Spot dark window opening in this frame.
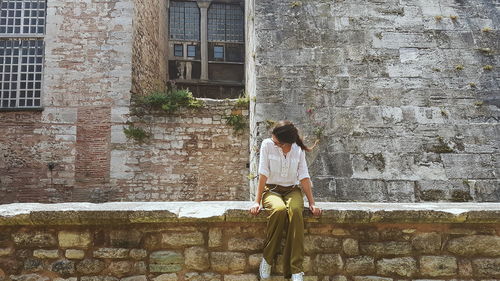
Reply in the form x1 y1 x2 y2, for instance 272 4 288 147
174 44 183 57
213 45 224 60
187 45 196 57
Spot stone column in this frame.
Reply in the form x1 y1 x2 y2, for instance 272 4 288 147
197 1 210 81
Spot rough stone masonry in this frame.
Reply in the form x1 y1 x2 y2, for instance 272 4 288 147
0 0 499 203
0 202 499 281
247 0 499 202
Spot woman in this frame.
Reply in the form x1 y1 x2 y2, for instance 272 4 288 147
249 120 322 280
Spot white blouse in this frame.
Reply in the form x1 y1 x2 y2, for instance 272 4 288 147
258 138 310 186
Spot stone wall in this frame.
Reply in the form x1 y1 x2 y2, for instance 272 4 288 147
0 0 250 203
110 99 250 201
0 0 135 203
132 0 169 95
0 202 499 281
247 0 500 202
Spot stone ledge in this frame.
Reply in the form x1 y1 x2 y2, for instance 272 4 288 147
0 202 499 225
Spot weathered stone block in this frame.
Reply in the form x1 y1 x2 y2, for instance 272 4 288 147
447 235 500 256
152 273 178 281
411 232 441 253
120 275 147 281
223 274 258 281
184 272 222 281
248 253 263 270
108 261 133 277
305 236 341 254
160 232 204 247
23 258 43 271
9 274 49 281
93 248 129 259
0 248 13 257
12 232 57 248
376 257 417 277
133 261 147 274
458 258 473 277
419 256 457 277
65 249 85 260
210 252 246 273
58 231 92 249
33 249 59 259
472 258 500 277
208 228 222 248
343 238 359 256
359 242 412 257
76 259 105 275
149 251 184 273
345 256 375 274
314 254 343 275
51 259 75 276
110 230 142 248
227 237 265 251
129 249 147 260
184 247 209 271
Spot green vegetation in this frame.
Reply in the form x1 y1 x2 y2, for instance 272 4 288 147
139 89 203 113
234 92 250 108
123 125 150 143
483 65 493 71
224 113 247 135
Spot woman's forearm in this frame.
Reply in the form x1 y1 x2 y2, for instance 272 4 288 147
254 174 268 204
300 178 315 206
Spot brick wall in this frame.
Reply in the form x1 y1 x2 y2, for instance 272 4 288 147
0 203 499 280
0 0 249 203
247 0 500 202
110 99 250 201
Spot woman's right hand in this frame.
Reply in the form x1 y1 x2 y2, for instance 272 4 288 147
249 202 261 215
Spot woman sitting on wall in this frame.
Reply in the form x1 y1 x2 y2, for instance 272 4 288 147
249 120 322 281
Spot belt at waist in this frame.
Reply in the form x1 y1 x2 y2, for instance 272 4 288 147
266 184 299 189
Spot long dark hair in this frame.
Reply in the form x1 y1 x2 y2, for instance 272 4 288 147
272 120 312 152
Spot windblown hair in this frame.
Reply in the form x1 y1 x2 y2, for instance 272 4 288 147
272 120 312 152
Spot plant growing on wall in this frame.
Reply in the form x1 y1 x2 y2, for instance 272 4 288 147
125 86 203 143
123 123 151 143
139 89 203 113
224 113 247 135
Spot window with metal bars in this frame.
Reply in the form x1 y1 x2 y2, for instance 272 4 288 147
0 0 46 109
169 1 200 41
208 3 244 43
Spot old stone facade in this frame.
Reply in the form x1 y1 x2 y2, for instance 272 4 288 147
0 0 249 203
247 0 500 202
0 202 499 280
0 0 499 203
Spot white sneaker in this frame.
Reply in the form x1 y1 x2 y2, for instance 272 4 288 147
259 258 271 279
291 272 304 281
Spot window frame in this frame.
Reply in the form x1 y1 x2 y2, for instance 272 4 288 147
0 0 47 110
174 44 184 57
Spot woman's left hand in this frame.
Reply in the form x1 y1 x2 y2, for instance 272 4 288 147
309 204 322 216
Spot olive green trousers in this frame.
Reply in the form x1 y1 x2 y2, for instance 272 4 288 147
262 186 304 278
